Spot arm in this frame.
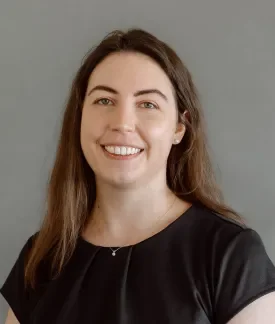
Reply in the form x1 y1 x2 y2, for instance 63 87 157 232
5 308 20 324
227 292 275 323
213 228 275 323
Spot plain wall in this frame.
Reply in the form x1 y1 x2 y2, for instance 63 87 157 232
0 0 274 321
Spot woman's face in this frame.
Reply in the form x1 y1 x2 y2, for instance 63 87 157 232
81 52 185 188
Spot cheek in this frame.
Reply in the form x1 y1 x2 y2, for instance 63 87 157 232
81 107 103 142
80 113 102 169
143 118 175 145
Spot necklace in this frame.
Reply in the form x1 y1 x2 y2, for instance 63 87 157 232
109 247 123 256
108 195 177 256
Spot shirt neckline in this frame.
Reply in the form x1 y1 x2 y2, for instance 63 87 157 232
78 203 195 249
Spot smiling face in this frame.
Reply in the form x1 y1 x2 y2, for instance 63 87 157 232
80 51 186 188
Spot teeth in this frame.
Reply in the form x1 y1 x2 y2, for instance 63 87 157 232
104 146 141 155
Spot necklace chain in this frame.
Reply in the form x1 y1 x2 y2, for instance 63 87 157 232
108 195 177 256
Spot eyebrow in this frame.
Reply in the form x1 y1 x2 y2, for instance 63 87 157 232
87 85 168 101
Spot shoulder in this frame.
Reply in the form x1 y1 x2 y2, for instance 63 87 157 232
23 231 38 251
0 232 40 324
3 232 39 268
183 204 275 323
186 203 248 243
18 232 39 263
189 202 246 229
181 203 274 277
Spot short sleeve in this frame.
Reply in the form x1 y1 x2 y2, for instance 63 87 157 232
214 228 275 324
0 235 35 324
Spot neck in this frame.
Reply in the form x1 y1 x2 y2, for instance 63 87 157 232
85 176 178 243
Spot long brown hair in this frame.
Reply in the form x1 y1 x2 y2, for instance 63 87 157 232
25 28 243 289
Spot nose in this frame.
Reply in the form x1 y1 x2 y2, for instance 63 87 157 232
109 104 136 133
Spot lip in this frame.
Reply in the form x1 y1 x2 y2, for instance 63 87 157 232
101 145 143 160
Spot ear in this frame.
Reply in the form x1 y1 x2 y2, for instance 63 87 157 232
173 110 188 145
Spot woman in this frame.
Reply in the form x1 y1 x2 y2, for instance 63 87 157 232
1 28 275 324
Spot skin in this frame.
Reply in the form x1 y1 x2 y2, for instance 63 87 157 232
5 308 19 324
80 51 275 322
80 51 190 246
5 51 275 323
81 52 185 189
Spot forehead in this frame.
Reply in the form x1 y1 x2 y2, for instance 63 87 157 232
87 52 175 98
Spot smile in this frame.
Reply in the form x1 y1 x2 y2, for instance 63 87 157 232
101 145 144 160
103 146 143 156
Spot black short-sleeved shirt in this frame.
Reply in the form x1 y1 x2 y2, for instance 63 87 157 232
1 203 275 324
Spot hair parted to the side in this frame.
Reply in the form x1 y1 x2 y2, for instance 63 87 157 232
25 28 243 290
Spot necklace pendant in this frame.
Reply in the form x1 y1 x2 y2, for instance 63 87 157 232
112 252 116 256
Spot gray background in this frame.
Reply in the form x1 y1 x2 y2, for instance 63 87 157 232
0 0 274 321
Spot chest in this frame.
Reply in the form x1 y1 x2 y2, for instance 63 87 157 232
29 246 213 323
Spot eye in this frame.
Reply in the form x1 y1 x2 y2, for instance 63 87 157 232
94 98 113 105
140 102 158 109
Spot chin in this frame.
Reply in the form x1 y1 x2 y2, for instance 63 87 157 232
99 172 143 188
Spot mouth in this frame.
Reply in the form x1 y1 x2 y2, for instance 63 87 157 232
101 145 144 160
